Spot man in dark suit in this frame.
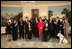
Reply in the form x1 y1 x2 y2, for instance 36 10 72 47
53 17 61 39
48 17 54 39
42 16 48 22
25 17 30 40
34 17 39 38
11 19 18 41
18 17 25 39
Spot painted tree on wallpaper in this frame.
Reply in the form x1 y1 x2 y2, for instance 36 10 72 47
1 7 23 26
10 12 23 21
61 8 71 25
48 5 71 19
48 10 53 18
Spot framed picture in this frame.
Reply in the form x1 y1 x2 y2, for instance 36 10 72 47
32 9 39 19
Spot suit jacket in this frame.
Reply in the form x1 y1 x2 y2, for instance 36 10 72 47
18 20 25 30
11 23 18 34
42 19 47 22
63 22 70 39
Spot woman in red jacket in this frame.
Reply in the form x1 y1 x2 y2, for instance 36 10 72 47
38 18 44 40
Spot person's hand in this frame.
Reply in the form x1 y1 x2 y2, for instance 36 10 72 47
21 24 23 26
54 22 57 24
63 27 66 29
15 23 17 26
60 25 62 27
39 27 43 29
45 28 47 30
29 29 32 30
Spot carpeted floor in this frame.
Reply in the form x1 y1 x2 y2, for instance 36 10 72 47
1 35 71 48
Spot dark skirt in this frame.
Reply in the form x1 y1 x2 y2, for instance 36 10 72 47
6 28 11 34
12 29 18 40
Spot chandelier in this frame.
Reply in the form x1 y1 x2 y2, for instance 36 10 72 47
21 1 35 5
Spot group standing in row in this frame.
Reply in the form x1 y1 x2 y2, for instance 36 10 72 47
5 16 70 41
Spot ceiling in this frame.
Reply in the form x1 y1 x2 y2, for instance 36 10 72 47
1 1 71 5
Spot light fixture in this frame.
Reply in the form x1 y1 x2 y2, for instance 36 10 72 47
21 1 35 5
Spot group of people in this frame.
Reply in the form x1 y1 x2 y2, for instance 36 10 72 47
5 16 70 41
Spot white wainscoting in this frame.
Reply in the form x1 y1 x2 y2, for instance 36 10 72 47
1 26 6 34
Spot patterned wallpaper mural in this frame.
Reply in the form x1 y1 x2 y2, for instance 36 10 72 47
1 7 23 26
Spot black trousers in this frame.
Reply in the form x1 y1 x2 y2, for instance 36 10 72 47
25 31 32 40
12 31 18 41
35 29 39 38
48 30 54 39
54 29 59 39
25 32 28 40
42 31 48 41
28 31 32 40
19 30 24 39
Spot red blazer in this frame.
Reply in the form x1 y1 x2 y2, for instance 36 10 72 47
38 21 44 34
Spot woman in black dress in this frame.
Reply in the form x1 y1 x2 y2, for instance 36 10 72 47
11 19 18 41
5 19 12 41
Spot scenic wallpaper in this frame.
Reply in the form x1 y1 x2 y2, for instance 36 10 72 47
48 5 71 16
1 5 71 26
1 7 23 26
48 5 71 24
